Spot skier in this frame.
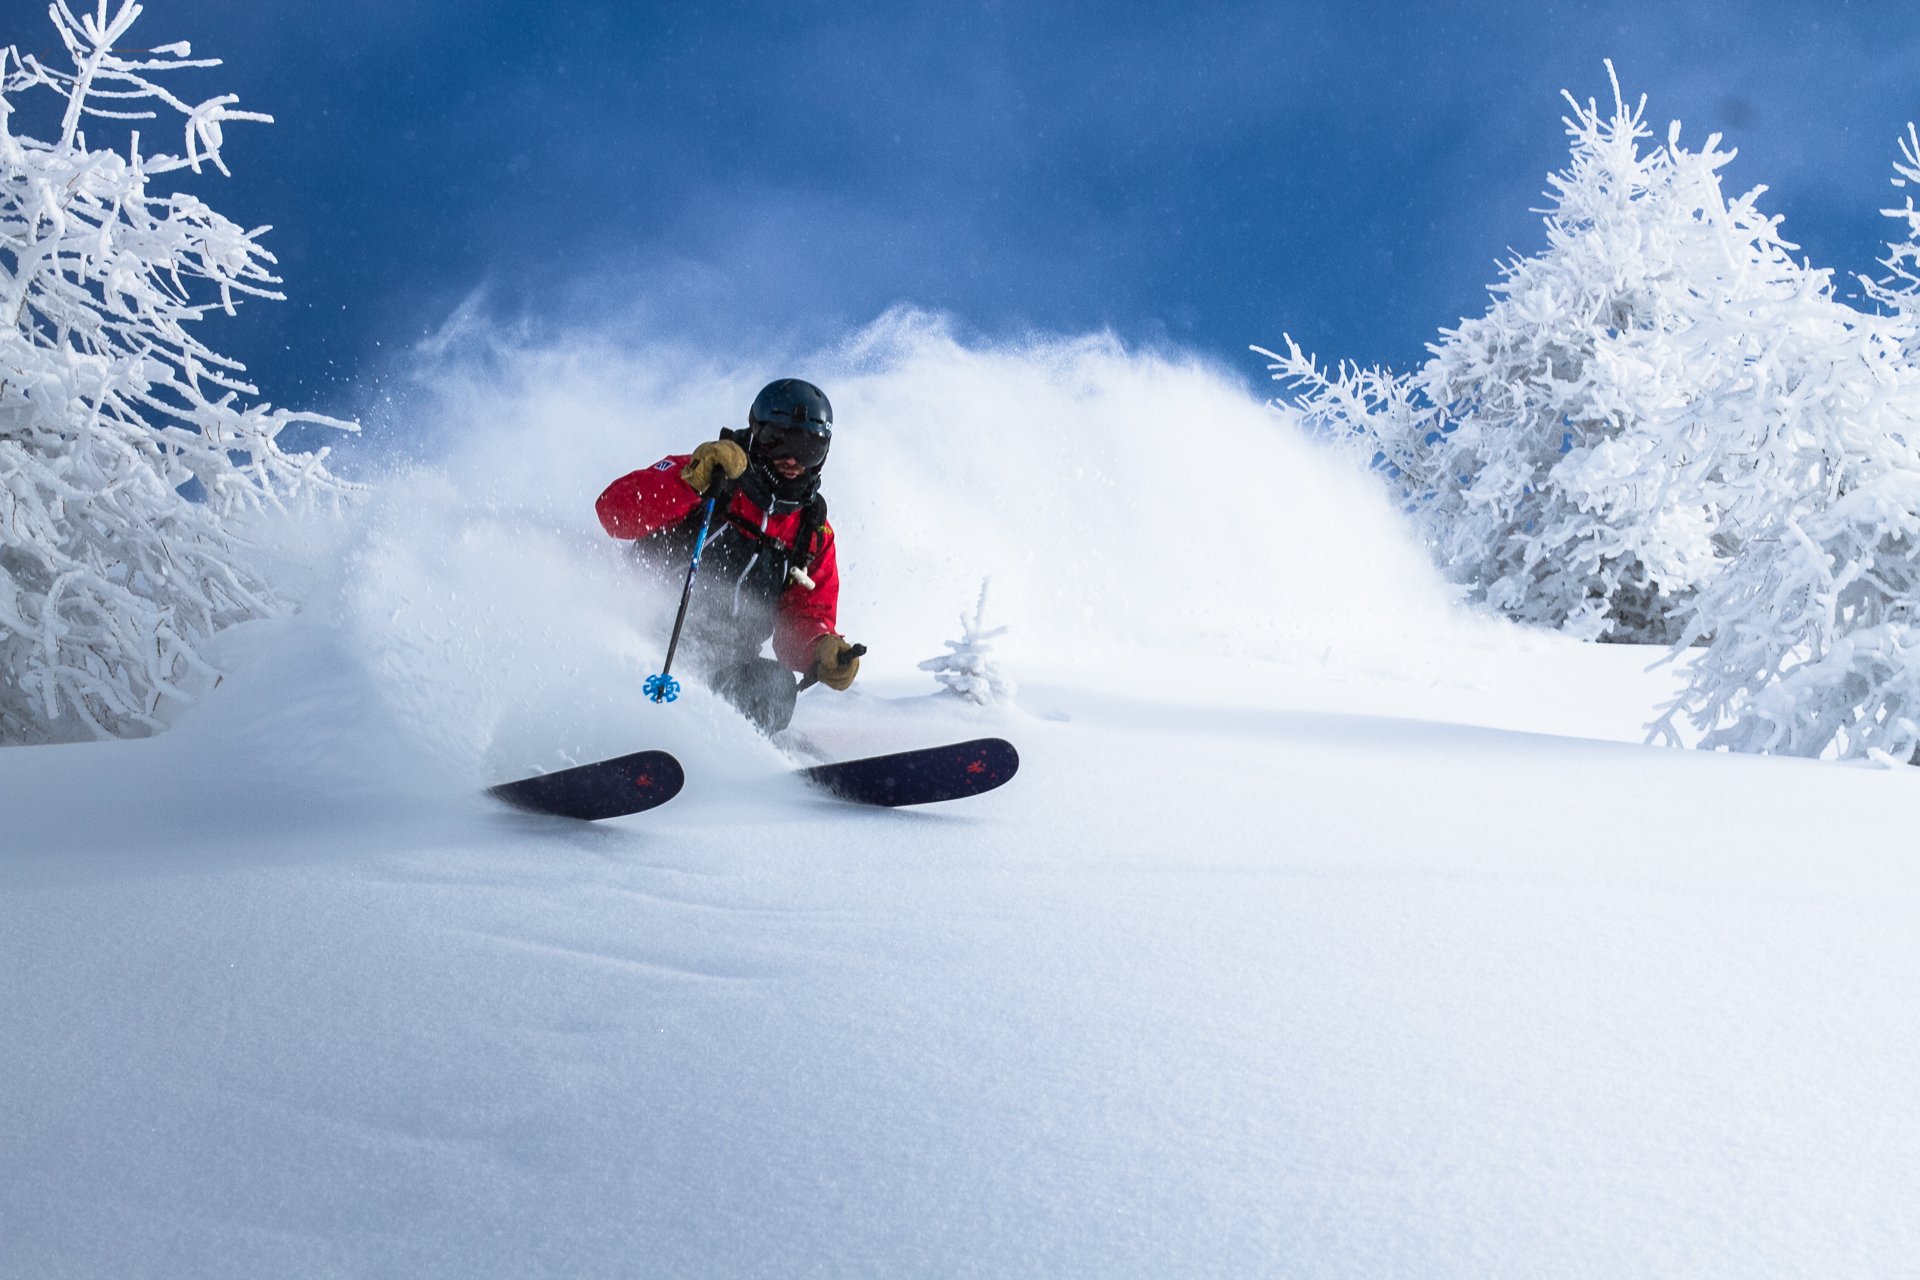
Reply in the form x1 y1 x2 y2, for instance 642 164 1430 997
595 378 863 734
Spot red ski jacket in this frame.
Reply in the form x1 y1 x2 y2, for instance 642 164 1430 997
596 454 840 673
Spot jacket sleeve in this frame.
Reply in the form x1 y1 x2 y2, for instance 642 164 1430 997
772 523 841 672
596 456 699 541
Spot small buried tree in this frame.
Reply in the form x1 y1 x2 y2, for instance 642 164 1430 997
919 579 1015 707
1 0 351 743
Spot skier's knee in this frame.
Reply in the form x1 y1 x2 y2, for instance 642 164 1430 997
712 658 798 735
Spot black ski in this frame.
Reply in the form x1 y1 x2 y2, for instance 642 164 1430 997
487 737 1017 820
796 737 1019 807
488 749 685 821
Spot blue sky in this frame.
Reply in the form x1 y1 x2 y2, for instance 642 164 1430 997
41 1 1919 421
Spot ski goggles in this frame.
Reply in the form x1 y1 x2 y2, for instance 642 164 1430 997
751 421 832 468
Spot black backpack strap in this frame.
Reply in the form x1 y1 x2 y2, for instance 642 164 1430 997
800 495 829 564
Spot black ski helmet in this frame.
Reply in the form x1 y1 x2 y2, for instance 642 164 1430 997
747 378 833 470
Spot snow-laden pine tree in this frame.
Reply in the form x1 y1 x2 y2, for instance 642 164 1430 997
918 580 1014 706
1250 337 1433 489
1865 124 1920 327
1264 64 1893 644
1 1 350 743
1650 129 1920 762
1652 472 1920 761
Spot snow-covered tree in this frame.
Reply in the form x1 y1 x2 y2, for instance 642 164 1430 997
1 1 351 743
1264 64 1895 644
919 579 1014 706
1864 123 1920 326
1250 337 1432 487
1650 129 1920 763
1652 472 1920 762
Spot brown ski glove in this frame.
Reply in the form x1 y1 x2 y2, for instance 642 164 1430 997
810 633 862 691
679 439 748 495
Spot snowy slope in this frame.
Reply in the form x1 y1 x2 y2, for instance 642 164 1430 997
6 316 1920 1278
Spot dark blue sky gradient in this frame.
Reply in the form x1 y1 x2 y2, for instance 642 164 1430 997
36 1 1918 430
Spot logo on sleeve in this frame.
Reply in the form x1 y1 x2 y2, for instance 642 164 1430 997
652 458 677 471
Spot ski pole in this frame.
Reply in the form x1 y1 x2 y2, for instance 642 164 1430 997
644 492 724 703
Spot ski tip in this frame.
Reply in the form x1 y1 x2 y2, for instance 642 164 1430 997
957 737 1018 798
799 736 1019 807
